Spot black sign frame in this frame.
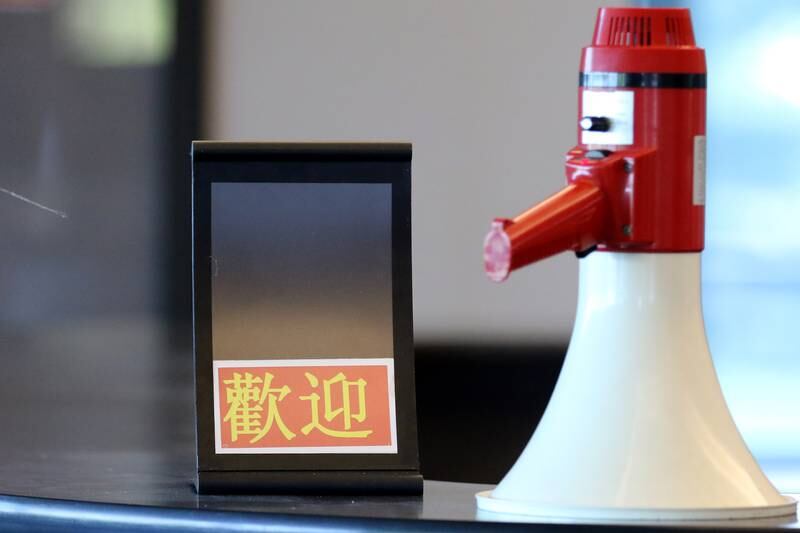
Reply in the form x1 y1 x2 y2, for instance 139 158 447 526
191 142 421 494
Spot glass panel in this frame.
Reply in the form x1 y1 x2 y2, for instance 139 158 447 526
0 0 175 327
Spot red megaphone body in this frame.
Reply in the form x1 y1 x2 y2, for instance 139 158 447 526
484 6 706 281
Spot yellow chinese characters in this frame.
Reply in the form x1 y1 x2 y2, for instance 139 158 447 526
222 371 296 442
221 369 374 444
300 372 372 438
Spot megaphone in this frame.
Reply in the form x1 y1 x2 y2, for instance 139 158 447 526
476 7 796 521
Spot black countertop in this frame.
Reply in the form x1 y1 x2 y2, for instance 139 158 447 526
0 320 798 531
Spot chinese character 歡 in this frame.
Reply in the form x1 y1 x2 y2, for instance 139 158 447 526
223 371 296 443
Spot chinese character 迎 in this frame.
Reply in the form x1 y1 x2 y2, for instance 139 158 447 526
300 371 372 438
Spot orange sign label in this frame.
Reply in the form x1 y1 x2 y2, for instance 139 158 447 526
213 359 396 453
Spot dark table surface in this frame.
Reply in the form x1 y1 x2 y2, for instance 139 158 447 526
1 320 799 532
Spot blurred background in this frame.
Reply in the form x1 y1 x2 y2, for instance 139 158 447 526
1 0 798 488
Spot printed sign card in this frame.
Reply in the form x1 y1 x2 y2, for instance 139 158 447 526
192 142 421 494
214 359 396 454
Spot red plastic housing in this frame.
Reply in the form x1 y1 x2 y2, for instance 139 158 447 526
582 8 705 72
484 7 707 281
580 7 706 253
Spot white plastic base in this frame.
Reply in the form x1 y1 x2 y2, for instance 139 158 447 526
476 491 797 522
479 253 797 521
